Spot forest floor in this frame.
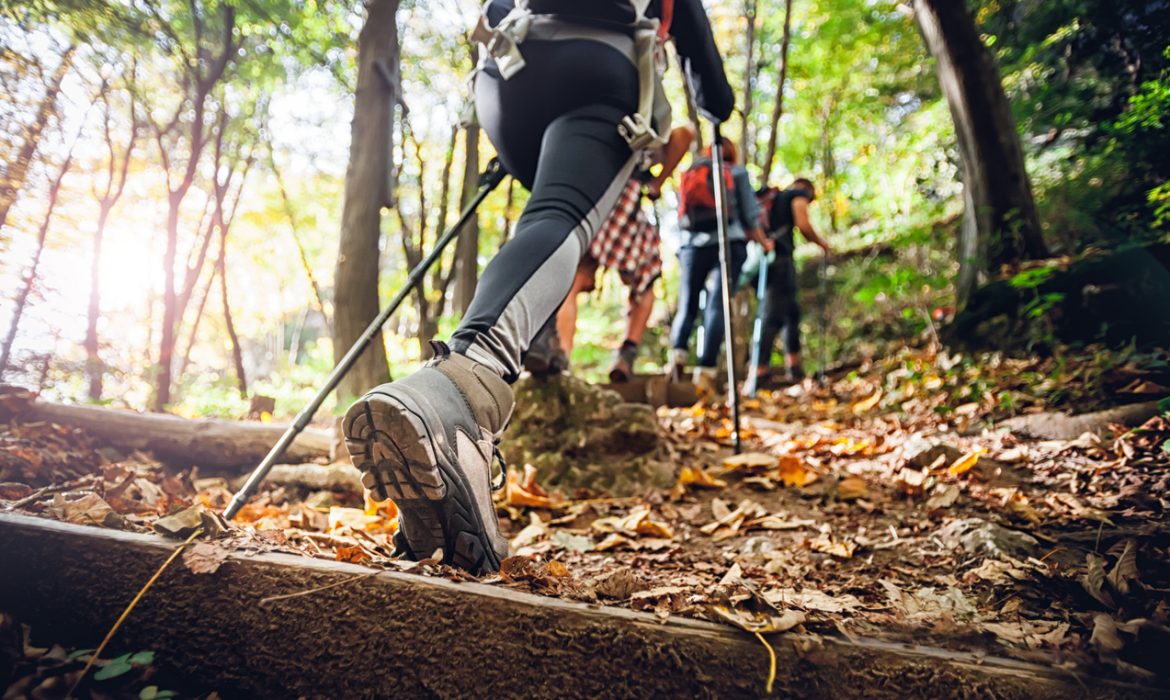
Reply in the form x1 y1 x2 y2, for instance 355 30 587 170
3 345 1170 696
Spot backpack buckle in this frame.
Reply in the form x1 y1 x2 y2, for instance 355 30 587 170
471 10 531 80
619 114 657 151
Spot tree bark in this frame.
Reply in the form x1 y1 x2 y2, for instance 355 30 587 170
10 402 331 469
739 0 759 166
0 46 74 234
914 0 1047 304
453 119 481 316
0 146 77 378
760 0 794 178
217 217 247 398
333 0 399 402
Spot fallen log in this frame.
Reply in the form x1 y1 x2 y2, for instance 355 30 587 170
999 400 1163 440
17 399 333 470
0 513 1161 699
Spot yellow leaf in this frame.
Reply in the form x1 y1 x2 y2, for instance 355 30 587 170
777 455 818 487
546 560 570 578
809 536 856 559
947 448 987 476
676 466 728 490
851 389 882 414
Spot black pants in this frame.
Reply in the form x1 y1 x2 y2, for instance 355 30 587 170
670 241 748 368
757 252 801 365
448 39 639 382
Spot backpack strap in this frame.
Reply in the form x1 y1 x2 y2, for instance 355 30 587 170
470 1 674 153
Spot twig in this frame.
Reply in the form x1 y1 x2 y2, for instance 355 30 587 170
753 631 777 694
68 527 204 697
259 571 378 605
6 479 94 510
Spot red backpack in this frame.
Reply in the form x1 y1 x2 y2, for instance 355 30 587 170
678 157 736 231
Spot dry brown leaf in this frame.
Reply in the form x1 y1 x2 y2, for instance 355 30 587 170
808 536 856 559
836 476 869 501
181 541 230 575
335 545 371 564
591 569 648 599
710 605 805 634
546 560 570 578
722 452 776 472
1106 539 1139 596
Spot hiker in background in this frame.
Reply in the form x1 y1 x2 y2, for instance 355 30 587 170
666 137 767 392
342 0 734 574
751 177 831 385
526 125 696 382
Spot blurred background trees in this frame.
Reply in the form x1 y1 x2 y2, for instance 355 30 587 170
0 0 1165 418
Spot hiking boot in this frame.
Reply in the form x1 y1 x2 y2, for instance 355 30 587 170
692 366 719 397
524 323 569 377
343 342 514 574
785 364 806 383
608 342 639 383
665 348 689 383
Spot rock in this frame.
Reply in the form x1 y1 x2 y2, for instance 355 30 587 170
502 374 671 496
935 518 1039 560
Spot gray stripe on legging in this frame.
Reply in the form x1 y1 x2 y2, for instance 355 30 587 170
463 156 638 380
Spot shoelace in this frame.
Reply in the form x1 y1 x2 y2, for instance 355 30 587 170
490 442 508 491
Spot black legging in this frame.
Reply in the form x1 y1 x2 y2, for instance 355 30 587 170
448 39 639 382
757 252 801 363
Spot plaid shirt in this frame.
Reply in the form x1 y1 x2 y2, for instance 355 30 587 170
589 177 662 300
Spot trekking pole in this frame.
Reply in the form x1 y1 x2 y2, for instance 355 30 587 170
709 124 742 454
816 248 828 386
224 157 507 520
744 248 769 398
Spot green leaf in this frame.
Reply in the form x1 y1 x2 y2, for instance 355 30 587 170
128 651 155 666
66 648 96 661
93 655 133 681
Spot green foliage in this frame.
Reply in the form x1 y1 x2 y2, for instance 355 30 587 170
93 650 154 681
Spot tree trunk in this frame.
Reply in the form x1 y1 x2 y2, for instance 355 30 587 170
218 223 247 398
739 0 759 166
0 148 76 378
333 0 399 402
453 121 480 315
0 46 74 234
178 265 216 378
10 401 332 469
760 0 794 178
914 0 1047 304
86 83 139 401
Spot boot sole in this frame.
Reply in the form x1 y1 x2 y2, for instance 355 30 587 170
343 390 502 574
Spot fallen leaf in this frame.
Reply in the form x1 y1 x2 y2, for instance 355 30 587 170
722 452 776 472
676 466 727 490
591 569 648 599
335 545 371 564
546 560 570 577
509 512 548 550
551 530 595 553
710 605 805 634
925 485 960 510
764 588 863 613
947 447 987 476
851 389 882 415
808 536 856 559
835 476 869 501
1106 539 1139 596
182 541 230 575
1081 553 1114 608
777 455 818 487
1090 613 1124 652
45 493 123 529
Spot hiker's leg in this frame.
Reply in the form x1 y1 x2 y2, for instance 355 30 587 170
555 258 598 355
775 255 802 372
697 241 748 368
625 285 655 345
669 246 711 352
449 104 636 380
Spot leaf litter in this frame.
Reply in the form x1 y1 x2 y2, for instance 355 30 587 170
3 347 1170 685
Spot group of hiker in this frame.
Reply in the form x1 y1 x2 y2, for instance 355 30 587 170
340 0 830 573
527 128 831 394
